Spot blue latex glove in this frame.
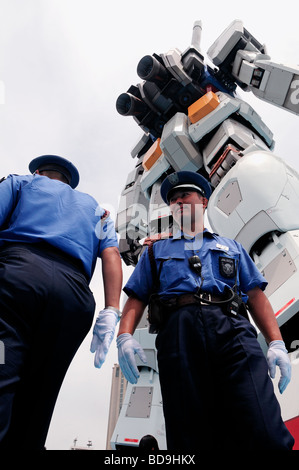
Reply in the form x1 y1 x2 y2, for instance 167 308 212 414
267 340 291 394
90 308 120 368
117 333 147 384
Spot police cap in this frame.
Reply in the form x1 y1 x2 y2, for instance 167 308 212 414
160 171 212 204
29 155 80 189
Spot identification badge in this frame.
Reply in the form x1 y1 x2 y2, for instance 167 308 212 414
216 243 229 251
219 256 236 278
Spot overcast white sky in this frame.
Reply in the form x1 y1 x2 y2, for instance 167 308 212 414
0 0 298 450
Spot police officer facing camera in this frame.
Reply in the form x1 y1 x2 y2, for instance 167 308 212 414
0 155 122 450
117 170 294 451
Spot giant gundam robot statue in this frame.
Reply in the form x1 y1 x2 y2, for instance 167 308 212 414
110 20 299 449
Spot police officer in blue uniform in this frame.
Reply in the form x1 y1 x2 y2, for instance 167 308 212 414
0 155 122 449
117 170 294 451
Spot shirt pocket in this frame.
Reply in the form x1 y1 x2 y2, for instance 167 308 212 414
208 247 241 287
155 253 186 291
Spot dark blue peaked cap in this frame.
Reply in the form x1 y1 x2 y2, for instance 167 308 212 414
160 171 212 204
29 155 80 189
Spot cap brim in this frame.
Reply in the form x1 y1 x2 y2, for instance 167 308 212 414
29 155 80 189
160 171 212 204
167 184 205 201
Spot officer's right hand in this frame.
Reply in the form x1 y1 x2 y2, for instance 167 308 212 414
117 333 147 384
90 308 119 368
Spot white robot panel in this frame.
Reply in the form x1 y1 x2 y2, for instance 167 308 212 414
110 370 167 450
160 112 203 172
207 150 299 251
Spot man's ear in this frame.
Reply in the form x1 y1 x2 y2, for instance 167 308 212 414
202 197 208 209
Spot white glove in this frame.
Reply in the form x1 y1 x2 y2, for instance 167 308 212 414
90 308 120 368
267 340 291 394
117 333 147 384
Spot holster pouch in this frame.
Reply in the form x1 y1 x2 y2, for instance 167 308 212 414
148 293 169 334
236 300 250 321
224 287 249 320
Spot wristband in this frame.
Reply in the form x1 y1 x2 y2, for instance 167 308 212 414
105 306 122 318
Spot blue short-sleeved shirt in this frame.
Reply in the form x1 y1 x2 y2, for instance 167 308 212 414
0 174 119 280
124 230 267 303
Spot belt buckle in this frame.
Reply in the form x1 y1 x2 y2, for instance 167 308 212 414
202 293 211 305
194 292 211 305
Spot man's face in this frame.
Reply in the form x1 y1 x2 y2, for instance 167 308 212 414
168 189 207 231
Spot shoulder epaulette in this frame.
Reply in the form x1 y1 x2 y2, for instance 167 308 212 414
143 232 172 246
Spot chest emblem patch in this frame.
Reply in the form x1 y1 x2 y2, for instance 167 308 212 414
219 256 236 278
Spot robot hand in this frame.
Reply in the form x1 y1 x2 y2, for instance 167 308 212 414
117 333 147 384
90 308 120 368
267 340 291 394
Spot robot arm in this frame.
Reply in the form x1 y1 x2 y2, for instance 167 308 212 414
208 19 299 115
233 51 299 115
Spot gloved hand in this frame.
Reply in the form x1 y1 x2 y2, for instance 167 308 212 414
267 340 291 394
90 308 120 368
117 333 147 384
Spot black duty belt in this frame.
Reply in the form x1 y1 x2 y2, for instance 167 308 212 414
165 292 229 311
148 290 249 334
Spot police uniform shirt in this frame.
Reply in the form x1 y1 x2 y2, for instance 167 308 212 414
0 174 118 280
124 229 267 303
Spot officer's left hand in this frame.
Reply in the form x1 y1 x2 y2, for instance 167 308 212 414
90 308 120 368
267 340 291 394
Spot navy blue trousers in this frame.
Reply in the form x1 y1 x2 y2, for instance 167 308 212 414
156 304 294 451
0 244 95 449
